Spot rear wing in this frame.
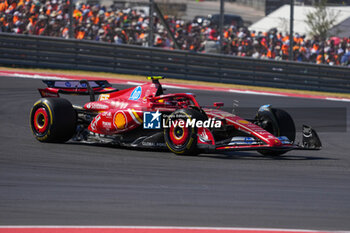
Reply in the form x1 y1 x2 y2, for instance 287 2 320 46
39 80 118 101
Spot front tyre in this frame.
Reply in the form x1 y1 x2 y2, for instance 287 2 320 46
164 108 206 155
257 108 295 156
30 98 77 143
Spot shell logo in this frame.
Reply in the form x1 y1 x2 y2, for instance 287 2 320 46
114 112 127 130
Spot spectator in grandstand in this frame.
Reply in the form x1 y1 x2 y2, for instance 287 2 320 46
0 0 349 66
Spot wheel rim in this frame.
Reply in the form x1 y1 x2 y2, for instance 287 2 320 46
169 119 189 146
33 107 49 133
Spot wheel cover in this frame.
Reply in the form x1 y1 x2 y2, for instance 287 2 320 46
33 107 49 133
169 119 189 146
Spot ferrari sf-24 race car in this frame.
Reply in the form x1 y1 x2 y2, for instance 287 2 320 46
30 76 321 156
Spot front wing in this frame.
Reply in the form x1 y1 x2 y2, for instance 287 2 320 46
205 125 321 153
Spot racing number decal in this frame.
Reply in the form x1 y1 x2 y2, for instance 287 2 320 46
98 94 110 101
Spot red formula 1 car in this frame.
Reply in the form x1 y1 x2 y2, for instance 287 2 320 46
30 76 321 156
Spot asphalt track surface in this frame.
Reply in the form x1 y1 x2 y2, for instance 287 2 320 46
0 76 350 230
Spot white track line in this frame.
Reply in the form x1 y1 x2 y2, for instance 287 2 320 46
11 73 68 80
229 89 285 97
162 84 188 89
126 81 145 85
0 226 346 232
325 97 350 102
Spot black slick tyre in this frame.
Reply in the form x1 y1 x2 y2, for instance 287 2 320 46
257 108 296 156
30 98 77 143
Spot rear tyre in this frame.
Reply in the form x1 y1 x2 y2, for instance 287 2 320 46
164 108 206 155
30 98 77 143
257 108 295 156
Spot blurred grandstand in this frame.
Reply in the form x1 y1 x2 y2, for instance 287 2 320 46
0 0 349 66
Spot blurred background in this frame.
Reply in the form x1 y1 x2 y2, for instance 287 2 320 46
1 0 350 65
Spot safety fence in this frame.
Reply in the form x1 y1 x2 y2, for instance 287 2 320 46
0 33 349 93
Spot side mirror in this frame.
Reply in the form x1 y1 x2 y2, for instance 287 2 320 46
213 102 224 108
